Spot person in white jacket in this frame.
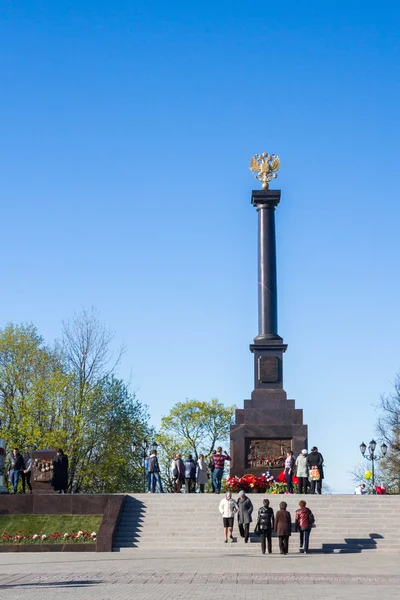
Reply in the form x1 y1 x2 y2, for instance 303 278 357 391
219 491 237 543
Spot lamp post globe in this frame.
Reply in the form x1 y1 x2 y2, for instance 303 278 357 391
359 442 367 456
381 443 388 457
369 439 377 454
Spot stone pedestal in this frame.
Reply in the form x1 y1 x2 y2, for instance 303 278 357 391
230 188 308 477
230 389 308 477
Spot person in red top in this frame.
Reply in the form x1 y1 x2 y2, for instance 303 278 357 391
212 447 231 494
295 500 314 554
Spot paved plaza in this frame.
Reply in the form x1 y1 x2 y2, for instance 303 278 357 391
0 550 398 600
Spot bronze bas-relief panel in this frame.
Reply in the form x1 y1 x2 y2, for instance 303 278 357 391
246 438 292 468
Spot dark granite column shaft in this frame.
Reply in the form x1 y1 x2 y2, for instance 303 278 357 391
252 190 281 342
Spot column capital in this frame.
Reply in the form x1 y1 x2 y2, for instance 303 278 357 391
251 189 281 208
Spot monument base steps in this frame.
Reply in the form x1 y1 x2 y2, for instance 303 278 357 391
112 494 400 553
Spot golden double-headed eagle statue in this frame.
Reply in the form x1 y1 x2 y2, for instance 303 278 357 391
250 152 280 189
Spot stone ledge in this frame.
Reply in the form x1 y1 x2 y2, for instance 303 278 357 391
0 543 95 552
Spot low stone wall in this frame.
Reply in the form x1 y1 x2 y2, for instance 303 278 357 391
0 543 94 553
0 494 125 552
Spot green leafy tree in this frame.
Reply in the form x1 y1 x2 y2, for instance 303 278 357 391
70 376 152 493
156 398 235 488
0 315 152 493
0 323 70 451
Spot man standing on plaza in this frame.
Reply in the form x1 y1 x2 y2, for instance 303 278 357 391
307 446 324 494
212 447 231 494
148 449 164 493
7 448 25 494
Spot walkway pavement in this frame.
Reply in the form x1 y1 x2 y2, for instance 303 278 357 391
0 550 397 599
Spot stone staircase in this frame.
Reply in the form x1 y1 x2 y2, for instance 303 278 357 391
113 493 400 553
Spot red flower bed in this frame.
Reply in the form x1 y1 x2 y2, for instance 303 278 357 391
225 470 298 493
225 472 274 493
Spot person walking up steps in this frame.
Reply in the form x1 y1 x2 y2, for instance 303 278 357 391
237 490 253 543
212 447 231 494
274 501 292 555
219 491 237 543
295 500 315 554
256 498 274 554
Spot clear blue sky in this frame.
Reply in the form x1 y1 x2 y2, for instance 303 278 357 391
1 1 399 493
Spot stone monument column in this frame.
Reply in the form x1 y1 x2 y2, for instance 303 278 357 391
230 152 308 477
253 189 281 342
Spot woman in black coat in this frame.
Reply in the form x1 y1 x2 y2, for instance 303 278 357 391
52 448 69 494
257 498 275 554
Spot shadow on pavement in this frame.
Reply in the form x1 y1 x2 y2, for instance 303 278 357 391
312 533 384 554
0 580 101 589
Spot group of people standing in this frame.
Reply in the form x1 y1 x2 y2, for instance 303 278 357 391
285 446 324 494
219 491 315 554
6 448 69 494
170 447 231 494
7 449 33 494
145 446 231 494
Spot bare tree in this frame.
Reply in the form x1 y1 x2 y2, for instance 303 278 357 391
61 308 123 390
58 309 125 490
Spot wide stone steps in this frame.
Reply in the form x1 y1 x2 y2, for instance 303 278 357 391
112 494 400 552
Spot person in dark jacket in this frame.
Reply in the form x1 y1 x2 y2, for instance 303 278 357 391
148 449 163 493
145 456 151 493
171 453 185 493
237 490 253 543
184 454 196 493
295 500 314 554
7 448 25 494
307 446 324 494
257 498 274 554
22 451 33 494
274 501 292 555
284 450 295 493
208 450 216 493
52 448 69 494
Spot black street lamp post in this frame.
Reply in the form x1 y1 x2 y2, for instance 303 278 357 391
141 440 148 493
359 439 388 493
131 439 159 493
